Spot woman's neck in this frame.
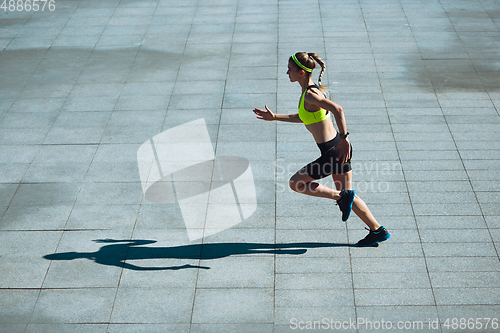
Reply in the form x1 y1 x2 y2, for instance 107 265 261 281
300 77 315 91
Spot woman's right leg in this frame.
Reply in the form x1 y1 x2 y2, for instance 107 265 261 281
331 171 381 231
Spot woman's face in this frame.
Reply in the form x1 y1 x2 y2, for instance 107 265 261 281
287 59 302 82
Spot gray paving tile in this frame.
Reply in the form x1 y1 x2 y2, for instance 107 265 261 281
276 216 345 231
484 216 500 229
276 257 351 274
0 256 51 288
0 324 27 333
416 215 487 229
76 182 143 205
10 183 80 206
134 204 189 230
0 183 17 206
197 256 274 288
25 324 108 333
353 272 431 290
352 257 428 273
30 288 116 324
471 180 500 192
200 227 276 246
423 242 497 257
43 127 107 145
0 205 72 231
276 272 353 290
419 229 492 243
437 305 500 323
407 180 473 193
23 162 91 183
275 323 355 333
0 128 49 144
0 163 29 183
68 204 139 230
61 96 118 112
434 288 500 305
84 161 140 182
409 191 476 204
190 324 272 333
192 288 274 324
215 142 276 161
0 112 57 129
113 288 192 324
356 305 439 328
275 306 356 328
426 257 500 272
217 124 276 142
397 140 458 151
0 290 39 324
276 202 343 218
430 271 500 288
108 324 189 333
42 258 122 288
412 203 482 216
356 287 436 307
481 203 500 216
276 288 354 307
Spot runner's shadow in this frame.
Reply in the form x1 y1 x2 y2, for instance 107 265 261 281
43 239 355 271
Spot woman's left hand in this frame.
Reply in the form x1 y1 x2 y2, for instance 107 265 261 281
334 138 351 163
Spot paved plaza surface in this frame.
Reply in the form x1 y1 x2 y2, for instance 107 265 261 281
1 0 499 332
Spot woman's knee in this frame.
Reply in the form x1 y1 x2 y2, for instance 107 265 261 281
289 177 308 192
289 177 300 192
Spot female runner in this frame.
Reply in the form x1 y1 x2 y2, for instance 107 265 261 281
253 52 390 247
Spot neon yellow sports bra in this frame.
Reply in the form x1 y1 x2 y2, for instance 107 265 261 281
298 85 329 125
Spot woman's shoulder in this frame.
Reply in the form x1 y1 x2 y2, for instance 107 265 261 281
304 85 325 101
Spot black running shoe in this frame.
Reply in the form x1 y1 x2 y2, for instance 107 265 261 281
356 226 390 247
336 189 355 221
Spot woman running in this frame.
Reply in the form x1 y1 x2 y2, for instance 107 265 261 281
253 52 390 247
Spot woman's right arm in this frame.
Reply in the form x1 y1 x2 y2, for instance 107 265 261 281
253 105 302 123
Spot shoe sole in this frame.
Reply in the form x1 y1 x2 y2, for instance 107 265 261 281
341 190 355 222
356 233 391 247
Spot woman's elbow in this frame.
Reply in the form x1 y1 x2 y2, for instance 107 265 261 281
331 106 343 117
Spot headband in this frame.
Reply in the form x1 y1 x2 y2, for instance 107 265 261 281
292 54 313 72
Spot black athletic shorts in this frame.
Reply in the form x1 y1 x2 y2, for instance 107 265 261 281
303 133 352 179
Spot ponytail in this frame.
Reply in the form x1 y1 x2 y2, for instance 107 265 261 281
308 53 327 90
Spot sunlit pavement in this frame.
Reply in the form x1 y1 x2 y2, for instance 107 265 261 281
0 0 499 332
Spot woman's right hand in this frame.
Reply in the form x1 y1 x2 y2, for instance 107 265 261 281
253 105 275 121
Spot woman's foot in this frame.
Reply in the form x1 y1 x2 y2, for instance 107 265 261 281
356 226 390 247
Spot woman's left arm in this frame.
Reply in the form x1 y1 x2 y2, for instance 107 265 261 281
308 93 347 134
